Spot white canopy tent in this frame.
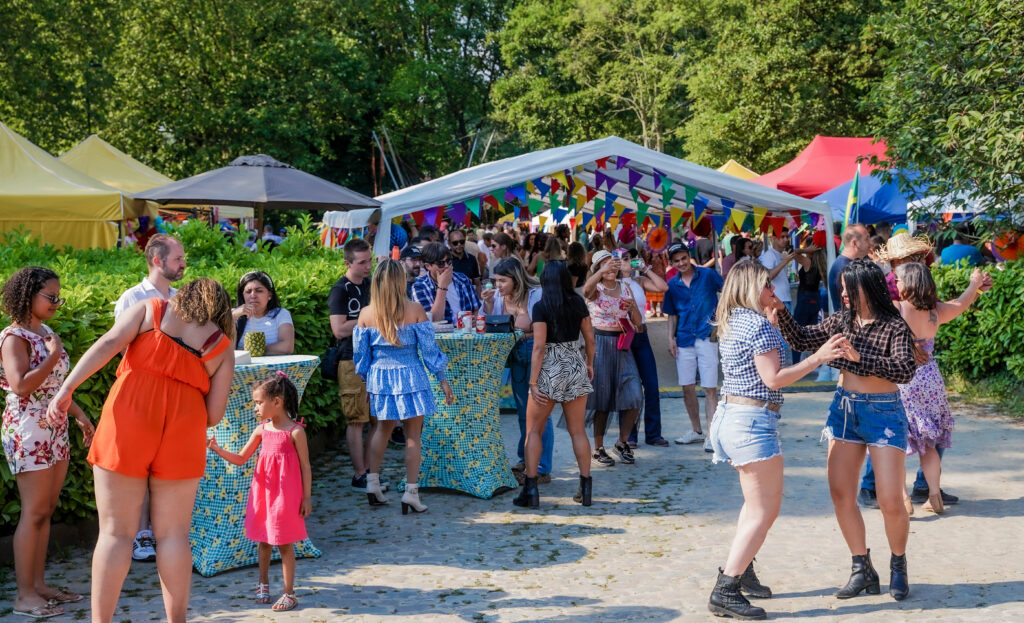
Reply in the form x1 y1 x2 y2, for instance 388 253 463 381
323 207 381 230
373 136 835 270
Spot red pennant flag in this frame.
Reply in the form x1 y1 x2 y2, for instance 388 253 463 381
411 211 425 227
551 178 561 194
585 186 599 202
595 156 610 169
637 191 651 203
482 194 500 211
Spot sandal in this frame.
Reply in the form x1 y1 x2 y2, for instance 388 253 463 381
13 603 64 619
45 586 84 604
272 593 298 612
254 583 271 604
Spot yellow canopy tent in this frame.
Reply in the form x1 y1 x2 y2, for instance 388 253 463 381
59 135 253 220
717 159 759 180
0 122 123 249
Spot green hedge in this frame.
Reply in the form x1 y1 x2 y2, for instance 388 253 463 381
933 259 1024 382
0 217 348 530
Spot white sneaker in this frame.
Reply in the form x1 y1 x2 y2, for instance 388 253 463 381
704 438 714 453
674 430 705 445
132 530 156 562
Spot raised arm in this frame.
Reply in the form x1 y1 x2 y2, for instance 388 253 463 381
937 268 991 325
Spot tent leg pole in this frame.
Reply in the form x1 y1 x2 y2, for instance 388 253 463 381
257 205 264 238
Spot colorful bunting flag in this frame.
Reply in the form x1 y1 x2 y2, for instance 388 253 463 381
551 170 568 188
532 178 551 198
710 214 729 235
692 195 709 224
550 193 562 212
616 156 630 169
595 156 610 169
606 192 618 210
508 184 527 204
637 203 650 224
538 215 548 229
411 211 425 227
653 168 666 189
585 186 599 202
753 206 768 230
528 198 545 215
550 178 561 194
661 186 677 208
449 202 466 224
466 197 481 217
552 208 568 222
581 211 594 228
628 169 643 190
683 184 698 208
670 206 685 229
637 191 651 203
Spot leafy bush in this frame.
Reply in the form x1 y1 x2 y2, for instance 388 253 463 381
933 259 1024 382
0 217 348 530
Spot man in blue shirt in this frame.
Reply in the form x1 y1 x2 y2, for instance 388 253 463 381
412 242 482 323
662 242 725 451
939 231 983 267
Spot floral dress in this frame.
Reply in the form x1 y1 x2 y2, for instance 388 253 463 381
0 325 71 474
899 338 954 455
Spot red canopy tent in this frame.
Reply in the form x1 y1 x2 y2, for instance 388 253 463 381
753 136 889 199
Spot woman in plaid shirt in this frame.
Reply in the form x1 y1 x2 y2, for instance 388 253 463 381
773 258 923 603
706 261 849 620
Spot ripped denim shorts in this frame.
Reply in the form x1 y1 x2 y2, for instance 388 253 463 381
824 387 908 451
709 403 782 467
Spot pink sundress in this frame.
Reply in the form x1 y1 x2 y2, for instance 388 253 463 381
244 421 307 546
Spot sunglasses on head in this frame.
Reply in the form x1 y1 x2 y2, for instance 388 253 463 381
38 293 66 306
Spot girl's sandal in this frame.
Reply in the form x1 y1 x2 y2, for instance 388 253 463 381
254 583 271 604
46 586 84 604
272 593 298 612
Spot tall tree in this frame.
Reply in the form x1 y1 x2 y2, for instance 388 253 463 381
683 0 892 172
869 0 1024 222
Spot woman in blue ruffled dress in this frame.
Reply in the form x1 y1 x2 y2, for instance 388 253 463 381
354 259 454 515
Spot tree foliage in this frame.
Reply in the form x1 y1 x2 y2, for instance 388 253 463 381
869 0 1024 222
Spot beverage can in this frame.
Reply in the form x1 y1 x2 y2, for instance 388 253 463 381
458 311 473 332
475 314 486 333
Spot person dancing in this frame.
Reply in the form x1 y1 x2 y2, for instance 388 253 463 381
354 259 454 515
894 263 991 514
707 261 848 620
515 261 596 508
773 258 921 601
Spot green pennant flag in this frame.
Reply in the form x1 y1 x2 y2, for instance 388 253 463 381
661 187 677 208
637 203 649 224
528 198 545 215
629 188 640 204
595 198 605 214
569 195 578 212
550 193 561 212
466 197 481 217
684 184 698 208
741 212 755 231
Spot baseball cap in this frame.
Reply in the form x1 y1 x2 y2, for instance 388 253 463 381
400 245 422 259
667 242 688 258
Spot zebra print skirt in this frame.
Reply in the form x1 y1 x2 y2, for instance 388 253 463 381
536 340 593 403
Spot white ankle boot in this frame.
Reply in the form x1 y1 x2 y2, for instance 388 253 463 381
366 473 387 506
401 483 428 515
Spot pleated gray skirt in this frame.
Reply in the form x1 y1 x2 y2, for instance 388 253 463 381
586 332 644 413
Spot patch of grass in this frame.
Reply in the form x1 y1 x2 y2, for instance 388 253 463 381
947 371 1024 418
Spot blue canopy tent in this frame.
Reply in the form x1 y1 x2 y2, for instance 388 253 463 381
815 170 926 225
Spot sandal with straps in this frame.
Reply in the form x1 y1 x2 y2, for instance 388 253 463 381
272 592 298 611
46 586 84 604
254 583 271 604
13 602 64 619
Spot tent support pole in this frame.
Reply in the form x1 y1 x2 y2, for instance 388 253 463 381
257 205 264 237
823 208 837 314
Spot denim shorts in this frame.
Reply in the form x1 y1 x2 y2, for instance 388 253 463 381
824 387 908 451
709 403 782 467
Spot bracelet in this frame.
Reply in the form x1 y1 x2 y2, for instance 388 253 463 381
529 382 538 386
438 287 448 291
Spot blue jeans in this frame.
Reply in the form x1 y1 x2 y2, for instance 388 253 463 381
510 338 553 474
861 447 944 492
627 331 663 444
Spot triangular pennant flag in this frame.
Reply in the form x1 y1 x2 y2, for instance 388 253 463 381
595 198 605 214
692 195 709 224
683 184 698 208
595 156 610 169
637 203 650 224
550 178 561 194
552 208 568 222
568 196 577 212
720 199 735 223
513 204 521 220
661 186 677 207
616 156 630 170
653 168 666 189
662 177 674 191
637 191 651 203
528 198 545 215
710 214 729 235
741 212 755 231
526 180 536 194
575 193 586 212
728 209 746 232
411 211 425 227
613 203 626 217
551 170 568 188
585 186 599 202
550 193 562 211
581 211 594 228
508 184 527 204
532 178 551 198
573 177 586 192
628 169 643 190
630 188 640 203
449 202 467 224
606 192 618 210
466 197 481 217
423 206 440 228
753 206 768 230
768 216 785 237
604 201 615 220
670 206 685 229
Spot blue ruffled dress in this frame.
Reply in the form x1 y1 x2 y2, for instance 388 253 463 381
353 321 449 421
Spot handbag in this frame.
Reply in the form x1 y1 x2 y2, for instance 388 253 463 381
321 342 343 381
616 316 635 350
485 314 514 333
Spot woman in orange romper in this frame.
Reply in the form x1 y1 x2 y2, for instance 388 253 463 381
47 278 234 623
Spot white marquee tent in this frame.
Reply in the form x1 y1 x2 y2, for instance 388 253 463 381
373 136 835 269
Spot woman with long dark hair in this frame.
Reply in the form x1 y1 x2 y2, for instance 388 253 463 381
515 261 595 508
722 237 754 278
773 258 920 601
232 271 294 355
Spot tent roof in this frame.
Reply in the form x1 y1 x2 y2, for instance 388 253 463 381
59 135 172 194
374 136 831 256
716 159 758 180
753 136 889 199
814 171 925 225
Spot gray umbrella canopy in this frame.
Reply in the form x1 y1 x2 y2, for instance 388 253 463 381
135 154 379 210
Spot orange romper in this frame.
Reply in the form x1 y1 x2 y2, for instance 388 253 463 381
88 299 230 480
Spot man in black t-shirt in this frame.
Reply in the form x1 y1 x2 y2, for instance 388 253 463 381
328 238 381 492
447 228 480 287
692 218 716 269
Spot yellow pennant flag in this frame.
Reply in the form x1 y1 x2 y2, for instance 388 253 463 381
729 209 746 232
670 206 685 229
537 215 549 230
613 202 626 216
526 180 536 194
550 170 568 188
753 206 768 229
607 216 619 230
576 193 587 213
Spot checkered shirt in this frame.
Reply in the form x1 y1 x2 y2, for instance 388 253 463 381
412 271 482 324
777 307 917 384
720 308 786 405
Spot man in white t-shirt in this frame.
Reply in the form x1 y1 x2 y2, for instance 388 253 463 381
112 234 186 562
758 235 797 312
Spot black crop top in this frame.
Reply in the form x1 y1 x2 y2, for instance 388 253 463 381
532 297 589 343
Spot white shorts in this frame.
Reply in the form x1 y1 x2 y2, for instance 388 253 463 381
675 338 719 388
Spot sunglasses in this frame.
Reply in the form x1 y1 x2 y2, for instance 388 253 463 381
433 259 452 267
38 293 66 306
449 239 465 246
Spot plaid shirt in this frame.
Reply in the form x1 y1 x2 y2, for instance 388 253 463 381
720 308 786 405
776 307 917 384
412 271 482 324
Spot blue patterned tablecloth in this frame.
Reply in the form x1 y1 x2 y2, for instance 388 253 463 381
415 332 519 499
190 355 322 577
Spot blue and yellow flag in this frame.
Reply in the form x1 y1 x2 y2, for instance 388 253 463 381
843 163 861 231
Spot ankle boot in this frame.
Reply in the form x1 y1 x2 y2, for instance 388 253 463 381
512 476 540 508
572 475 593 506
401 483 427 515
366 473 388 507
708 568 766 620
740 559 772 599
835 549 880 599
889 553 909 600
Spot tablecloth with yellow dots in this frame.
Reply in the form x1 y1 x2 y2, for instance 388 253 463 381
415 332 519 499
190 355 322 577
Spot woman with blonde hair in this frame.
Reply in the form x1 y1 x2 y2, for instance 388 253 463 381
354 259 454 515
707 261 848 619
48 278 235 623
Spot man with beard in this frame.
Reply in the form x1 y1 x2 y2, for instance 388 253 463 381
112 233 187 563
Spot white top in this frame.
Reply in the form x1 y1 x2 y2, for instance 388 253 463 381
622 278 648 325
494 287 542 318
759 247 792 302
114 278 177 320
237 308 294 348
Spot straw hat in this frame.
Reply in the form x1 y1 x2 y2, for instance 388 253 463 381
875 233 933 262
591 249 612 270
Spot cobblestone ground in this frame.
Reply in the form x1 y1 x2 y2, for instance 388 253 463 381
3 392 1023 622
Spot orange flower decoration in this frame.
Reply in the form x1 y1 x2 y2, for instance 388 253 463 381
646 226 670 254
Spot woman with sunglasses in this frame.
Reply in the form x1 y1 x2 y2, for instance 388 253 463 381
233 271 294 355
1 267 94 618
706 261 848 619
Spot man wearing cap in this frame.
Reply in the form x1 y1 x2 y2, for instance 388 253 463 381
662 242 725 451
400 245 423 299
